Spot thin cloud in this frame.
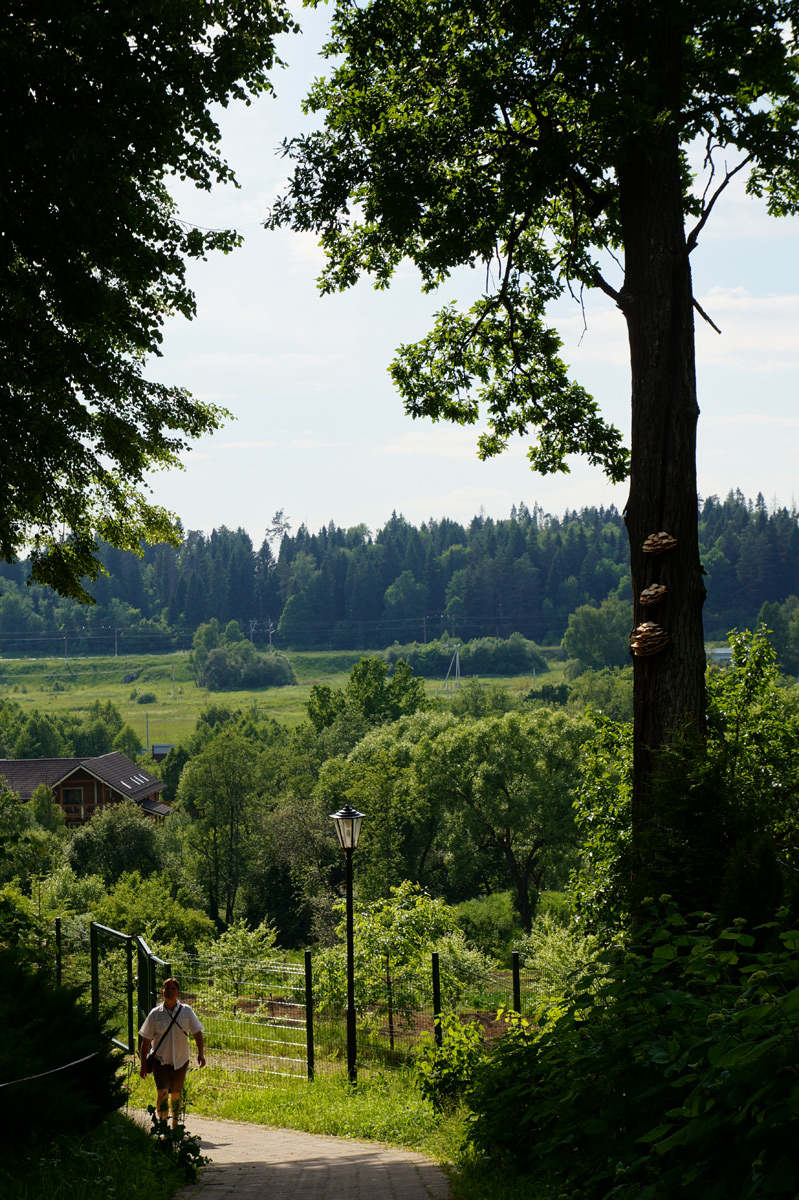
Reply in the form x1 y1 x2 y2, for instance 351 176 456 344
217 437 348 450
377 428 488 461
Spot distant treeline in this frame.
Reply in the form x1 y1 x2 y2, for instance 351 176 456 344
0 490 797 654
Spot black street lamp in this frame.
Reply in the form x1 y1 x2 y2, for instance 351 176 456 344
329 803 365 1084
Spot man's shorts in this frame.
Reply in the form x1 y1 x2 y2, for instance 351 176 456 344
152 1059 189 1093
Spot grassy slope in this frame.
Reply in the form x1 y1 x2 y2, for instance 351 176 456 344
0 652 563 747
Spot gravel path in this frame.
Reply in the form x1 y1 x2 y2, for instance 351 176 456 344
167 1113 452 1199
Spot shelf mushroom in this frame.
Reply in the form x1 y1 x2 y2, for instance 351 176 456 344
630 621 670 656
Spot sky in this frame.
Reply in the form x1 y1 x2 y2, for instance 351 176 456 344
144 8 799 547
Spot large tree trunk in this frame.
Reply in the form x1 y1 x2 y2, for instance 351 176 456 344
618 87 707 893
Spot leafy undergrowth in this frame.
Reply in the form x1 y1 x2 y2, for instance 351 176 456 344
0 1111 192 1200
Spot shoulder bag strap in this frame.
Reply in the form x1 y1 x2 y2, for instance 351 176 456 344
150 1003 183 1057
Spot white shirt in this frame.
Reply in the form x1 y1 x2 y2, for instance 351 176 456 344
139 1002 203 1070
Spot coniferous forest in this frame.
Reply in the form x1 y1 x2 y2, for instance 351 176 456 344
0 490 797 658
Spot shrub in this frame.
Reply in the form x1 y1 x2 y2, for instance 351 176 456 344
467 902 799 1199
0 949 125 1143
414 1012 485 1111
455 892 522 960
516 911 596 999
384 634 548 678
203 644 295 691
136 690 157 704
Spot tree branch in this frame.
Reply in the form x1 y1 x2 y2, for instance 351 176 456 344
685 154 752 255
693 296 722 335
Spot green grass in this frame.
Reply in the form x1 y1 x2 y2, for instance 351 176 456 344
0 651 566 747
0 1111 194 1200
127 1060 460 1156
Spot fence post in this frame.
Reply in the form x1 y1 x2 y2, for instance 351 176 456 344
305 950 315 1081
55 917 62 988
512 950 521 1015
90 921 99 1018
432 951 442 1047
126 937 134 1053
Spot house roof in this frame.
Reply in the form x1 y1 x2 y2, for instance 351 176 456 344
82 752 166 801
0 758 82 797
0 752 165 803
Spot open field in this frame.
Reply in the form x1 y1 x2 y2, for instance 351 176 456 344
0 650 565 748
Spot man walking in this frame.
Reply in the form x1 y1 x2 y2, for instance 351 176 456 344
139 978 205 1128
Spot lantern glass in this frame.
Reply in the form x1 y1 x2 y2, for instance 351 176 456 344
329 804 365 850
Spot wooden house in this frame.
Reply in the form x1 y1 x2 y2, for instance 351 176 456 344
0 752 169 827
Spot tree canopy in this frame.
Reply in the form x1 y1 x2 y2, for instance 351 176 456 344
1 0 294 600
269 0 799 881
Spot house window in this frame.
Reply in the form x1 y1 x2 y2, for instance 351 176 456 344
62 787 82 814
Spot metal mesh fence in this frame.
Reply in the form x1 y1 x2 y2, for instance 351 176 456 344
56 919 579 1088
169 955 310 1085
310 953 571 1071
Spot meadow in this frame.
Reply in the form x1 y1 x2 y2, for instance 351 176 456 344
0 650 563 748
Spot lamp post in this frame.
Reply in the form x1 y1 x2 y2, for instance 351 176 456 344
329 803 365 1084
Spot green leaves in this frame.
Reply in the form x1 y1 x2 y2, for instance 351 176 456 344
390 289 629 481
466 902 799 1198
2 1 295 597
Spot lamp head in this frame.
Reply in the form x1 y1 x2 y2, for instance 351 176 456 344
329 803 365 851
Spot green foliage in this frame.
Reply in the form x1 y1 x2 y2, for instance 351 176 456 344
0 697 128 759
448 678 520 717
467 903 799 1200
562 593 633 673
2 2 295 599
93 871 216 956
307 656 426 732
385 634 548 678
526 681 569 707
175 730 263 925
455 892 523 960
417 707 593 930
204 644 296 692
190 619 296 691
757 596 799 675
316 710 454 902
2 492 793 655
566 665 633 722
517 912 597 1000
414 1013 485 1112
0 878 54 967
0 949 125 1143
26 784 66 837
266 0 799 486
113 723 143 759
571 716 634 930
146 1108 207 1183
314 882 492 1032
573 629 799 927
0 1111 199 1200
207 914 279 961
66 800 161 886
